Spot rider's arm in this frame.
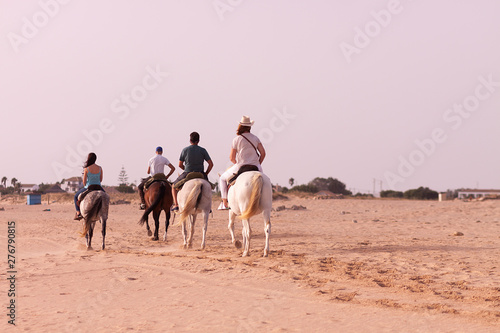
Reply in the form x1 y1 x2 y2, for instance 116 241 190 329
166 163 175 179
257 143 266 165
178 160 185 170
205 160 213 175
229 148 237 164
100 167 103 182
147 166 151 175
82 168 88 185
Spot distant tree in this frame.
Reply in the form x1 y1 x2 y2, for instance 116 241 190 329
15 182 21 194
403 187 438 200
309 177 352 195
0 186 14 195
445 189 458 199
11 178 17 187
380 190 404 198
291 184 318 193
37 183 51 193
289 178 295 187
1 176 7 188
354 192 374 198
118 166 129 185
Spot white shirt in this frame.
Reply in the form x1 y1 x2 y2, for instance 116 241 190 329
148 154 171 176
232 133 261 167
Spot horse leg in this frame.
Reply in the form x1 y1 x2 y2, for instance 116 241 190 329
101 217 107 250
144 218 152 237
200 212 208 250
241 219 251 257
86 222 95 250
187 214 196 249
163 210 170 242
263 210 271 257
228 210 238 246
152 210 160 241
181 219 188 249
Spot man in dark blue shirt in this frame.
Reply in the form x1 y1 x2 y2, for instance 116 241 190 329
171 132 213 211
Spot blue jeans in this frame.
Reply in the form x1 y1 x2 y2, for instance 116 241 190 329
74 187 86 212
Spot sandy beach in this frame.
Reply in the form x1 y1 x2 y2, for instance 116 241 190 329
1 194 500 332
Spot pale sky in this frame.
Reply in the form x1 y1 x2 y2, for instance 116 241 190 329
1 0 499 194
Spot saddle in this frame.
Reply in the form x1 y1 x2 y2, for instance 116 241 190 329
173 172 205 190
78 185 105 203
144 173 170 190
228 164 259 186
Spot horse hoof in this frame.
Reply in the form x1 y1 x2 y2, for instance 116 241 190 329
234 240 242 249
152 237 159 241
242 252 248 257
87 246 93 251
263 252 268 257
147 230 152 237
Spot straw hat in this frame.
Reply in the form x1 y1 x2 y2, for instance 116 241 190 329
239 116 255 127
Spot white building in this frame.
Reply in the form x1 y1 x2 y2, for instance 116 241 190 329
61 177 83 193
457 189 500 199
20 184 39 192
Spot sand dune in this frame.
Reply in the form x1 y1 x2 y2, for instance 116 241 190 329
1 195 499 332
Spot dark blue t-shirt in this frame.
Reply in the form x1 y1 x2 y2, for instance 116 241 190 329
179 145 211 173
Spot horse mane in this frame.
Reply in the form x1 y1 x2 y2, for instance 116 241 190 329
240 173 263 220
180 181 203 221
81 195 103 237
138 182 166 226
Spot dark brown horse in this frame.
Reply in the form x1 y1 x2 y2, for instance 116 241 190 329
138 181 173 241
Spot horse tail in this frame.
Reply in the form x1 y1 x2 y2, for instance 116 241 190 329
81 195 102 237
138 182 165 226
240 173 263 220
180 181 203 221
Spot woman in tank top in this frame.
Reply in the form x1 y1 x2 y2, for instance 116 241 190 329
74 152 104 220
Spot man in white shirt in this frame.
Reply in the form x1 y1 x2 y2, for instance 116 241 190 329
138 146 175 209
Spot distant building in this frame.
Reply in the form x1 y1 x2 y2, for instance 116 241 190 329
20 184 39 193
457 189 500 199
61 177 83 193
438 192 449 202
45 184 66 193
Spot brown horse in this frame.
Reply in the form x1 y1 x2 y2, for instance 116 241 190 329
138 181 173 241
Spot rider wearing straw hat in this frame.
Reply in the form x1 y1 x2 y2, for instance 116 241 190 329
218 116 266 210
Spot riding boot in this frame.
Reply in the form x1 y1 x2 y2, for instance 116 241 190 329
139 188 146 210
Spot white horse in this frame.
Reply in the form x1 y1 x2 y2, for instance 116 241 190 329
228 171 272 257
80 190 110 250
177 178 212 249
